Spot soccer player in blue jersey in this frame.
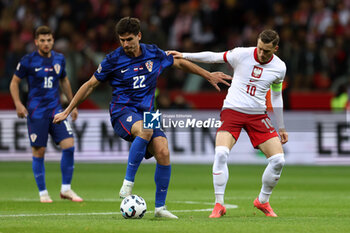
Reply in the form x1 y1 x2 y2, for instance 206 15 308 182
9 26 83 203
53 17 231 218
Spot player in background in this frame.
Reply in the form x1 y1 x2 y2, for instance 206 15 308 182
53 17 231 218
9 26 83 203
168 29 288 218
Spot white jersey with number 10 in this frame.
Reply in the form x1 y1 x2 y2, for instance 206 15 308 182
223 47 286 114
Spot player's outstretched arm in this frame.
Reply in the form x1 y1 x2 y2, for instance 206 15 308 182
172 58 232 91
53 75 100 124
167 51 225 64
60 76 78 121
9 75 28 118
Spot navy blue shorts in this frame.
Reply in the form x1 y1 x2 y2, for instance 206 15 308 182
27 117 73 147
111 110 166 142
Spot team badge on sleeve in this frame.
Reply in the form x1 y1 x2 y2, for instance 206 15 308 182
54 64 61 74
145 60 153 72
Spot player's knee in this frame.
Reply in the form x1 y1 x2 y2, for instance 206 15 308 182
154 147 170 165
137 129 153 141
32 147 45 158
215 146 229 164
269 153 285 171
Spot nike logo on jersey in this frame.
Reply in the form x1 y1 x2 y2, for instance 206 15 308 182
35 67 42 72
121 68 129 73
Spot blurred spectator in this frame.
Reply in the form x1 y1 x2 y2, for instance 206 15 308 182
0 0 350 109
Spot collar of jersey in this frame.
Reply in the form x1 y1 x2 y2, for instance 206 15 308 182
254 48 273 65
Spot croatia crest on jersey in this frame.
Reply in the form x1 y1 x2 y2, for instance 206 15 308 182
251 66 263 78
145 60 153 72
54 64 61 75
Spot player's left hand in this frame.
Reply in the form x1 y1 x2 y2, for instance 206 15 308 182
71 108 78 122
207 72 232 91
53 111 69 124
278 128 288 144
166 50 183 58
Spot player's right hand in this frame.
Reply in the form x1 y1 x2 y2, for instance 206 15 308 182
53 111 68 124
15 104 28 118
166 50 183 58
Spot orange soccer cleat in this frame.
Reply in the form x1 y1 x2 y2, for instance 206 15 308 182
209 203 226 218
60 189 83 202
253 198 277 217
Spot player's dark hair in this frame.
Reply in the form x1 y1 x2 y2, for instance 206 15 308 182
115 17 141 36
258 29 280 46
35 26 53 38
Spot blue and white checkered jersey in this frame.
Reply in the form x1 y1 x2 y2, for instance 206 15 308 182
15 51 67 119
94 43 174 117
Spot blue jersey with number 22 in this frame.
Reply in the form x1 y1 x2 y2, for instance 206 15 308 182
94 43 173 118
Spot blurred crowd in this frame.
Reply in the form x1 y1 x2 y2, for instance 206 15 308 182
0 0 349 107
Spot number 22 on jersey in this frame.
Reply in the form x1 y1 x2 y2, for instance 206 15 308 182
133 75 146 89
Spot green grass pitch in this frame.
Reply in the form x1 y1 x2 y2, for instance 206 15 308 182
0 162 349 233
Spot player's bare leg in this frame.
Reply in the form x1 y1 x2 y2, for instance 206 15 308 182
254 137 285 217
150 137 178 219
59 137 83 202
209 131 235 218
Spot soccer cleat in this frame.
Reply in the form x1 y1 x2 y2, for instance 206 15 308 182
40 193 53 203
60 189 83 202
154 206 178 219
209 203 226 218
119 179 134 199
253 198 277 217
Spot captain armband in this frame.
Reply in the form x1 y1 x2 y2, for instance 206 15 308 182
271 82 283 92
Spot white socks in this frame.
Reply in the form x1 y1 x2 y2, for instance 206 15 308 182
259 153 285 203
212 146 230 205
39 190 49 196
61 184 71 193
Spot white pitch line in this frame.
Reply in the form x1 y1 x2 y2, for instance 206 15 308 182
0 202 238 218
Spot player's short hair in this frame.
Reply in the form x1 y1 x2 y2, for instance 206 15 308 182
35 26 53 38
115 17 141 36
258 29 280 46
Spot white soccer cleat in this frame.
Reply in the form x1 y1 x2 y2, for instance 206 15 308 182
154 206 178 219
40 193 53 203
60 189 83 202
119 179 134 199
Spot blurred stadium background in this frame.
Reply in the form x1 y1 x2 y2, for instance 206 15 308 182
0 0 349 164
1 2 350 232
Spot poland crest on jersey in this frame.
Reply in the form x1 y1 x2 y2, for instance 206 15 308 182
54 64 61 75
145 60 153 72
251 66 263 78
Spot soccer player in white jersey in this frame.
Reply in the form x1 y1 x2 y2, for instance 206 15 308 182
168 29 288 218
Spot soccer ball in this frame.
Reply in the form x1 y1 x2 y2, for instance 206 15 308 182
120 195 147 219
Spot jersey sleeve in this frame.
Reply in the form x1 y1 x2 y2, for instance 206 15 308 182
223 48 241 69
157 47 174 69
14 56 29 79
94 56 114 82
60 57 67 79
273 62 287 84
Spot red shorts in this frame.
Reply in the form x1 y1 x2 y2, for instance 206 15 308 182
217 109 279 148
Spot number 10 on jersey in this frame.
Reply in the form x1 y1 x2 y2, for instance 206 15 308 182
246 84 256 96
